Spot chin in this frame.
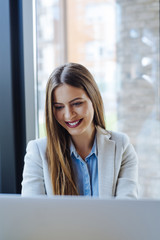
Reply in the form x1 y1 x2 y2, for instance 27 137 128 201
68 130 82 136
65 126 81 134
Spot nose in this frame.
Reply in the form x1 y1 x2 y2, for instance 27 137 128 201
64 106 76 120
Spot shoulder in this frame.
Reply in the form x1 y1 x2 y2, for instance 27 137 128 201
96 126 129 140
109 130 131 151
96 126 130 148
26 137 47 156
109 130 129 142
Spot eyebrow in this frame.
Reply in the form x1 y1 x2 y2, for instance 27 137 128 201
53 97 83 105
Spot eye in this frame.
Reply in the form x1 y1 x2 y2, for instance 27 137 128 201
72 102 83 106
54 105 64 110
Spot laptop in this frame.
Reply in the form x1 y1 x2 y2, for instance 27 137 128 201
0 194 159 240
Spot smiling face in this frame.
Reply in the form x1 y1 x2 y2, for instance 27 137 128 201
53 84 95 138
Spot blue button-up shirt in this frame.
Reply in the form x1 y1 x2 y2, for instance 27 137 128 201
70 135 99 196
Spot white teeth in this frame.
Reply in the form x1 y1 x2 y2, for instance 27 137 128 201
68 120 79 126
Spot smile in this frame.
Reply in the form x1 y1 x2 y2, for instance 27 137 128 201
65 119 83 128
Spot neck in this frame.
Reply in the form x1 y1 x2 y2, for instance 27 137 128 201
71 126 96 160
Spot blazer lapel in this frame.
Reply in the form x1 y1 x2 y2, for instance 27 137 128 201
96 127 115 198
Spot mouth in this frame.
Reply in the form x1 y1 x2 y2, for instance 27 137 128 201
65 119 83 128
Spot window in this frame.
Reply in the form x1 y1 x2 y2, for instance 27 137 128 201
35 0 160 198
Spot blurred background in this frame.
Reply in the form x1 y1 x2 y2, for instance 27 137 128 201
0 0 159 198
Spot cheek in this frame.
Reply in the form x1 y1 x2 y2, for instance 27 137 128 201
78 106 88 116
89 107 94 120
54 110 63 122
82 103 94 118
88 103 94 120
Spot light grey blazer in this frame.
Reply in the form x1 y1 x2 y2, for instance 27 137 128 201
21 127 139 199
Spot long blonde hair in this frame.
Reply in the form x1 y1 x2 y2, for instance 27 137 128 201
45 63 106 195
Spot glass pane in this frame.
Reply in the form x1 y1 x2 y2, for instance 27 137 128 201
116 0 160 198
66 0 160 198
36 0 160 198
36 0 61 137
67 0 117 130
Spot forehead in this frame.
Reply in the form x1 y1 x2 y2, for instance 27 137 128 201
53 84 89 103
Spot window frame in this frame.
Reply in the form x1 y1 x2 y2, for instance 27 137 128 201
22 0 38 142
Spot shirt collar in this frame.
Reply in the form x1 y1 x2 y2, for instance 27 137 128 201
70 133 97 159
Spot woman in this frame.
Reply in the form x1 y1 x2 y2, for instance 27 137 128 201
21 62 138 198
